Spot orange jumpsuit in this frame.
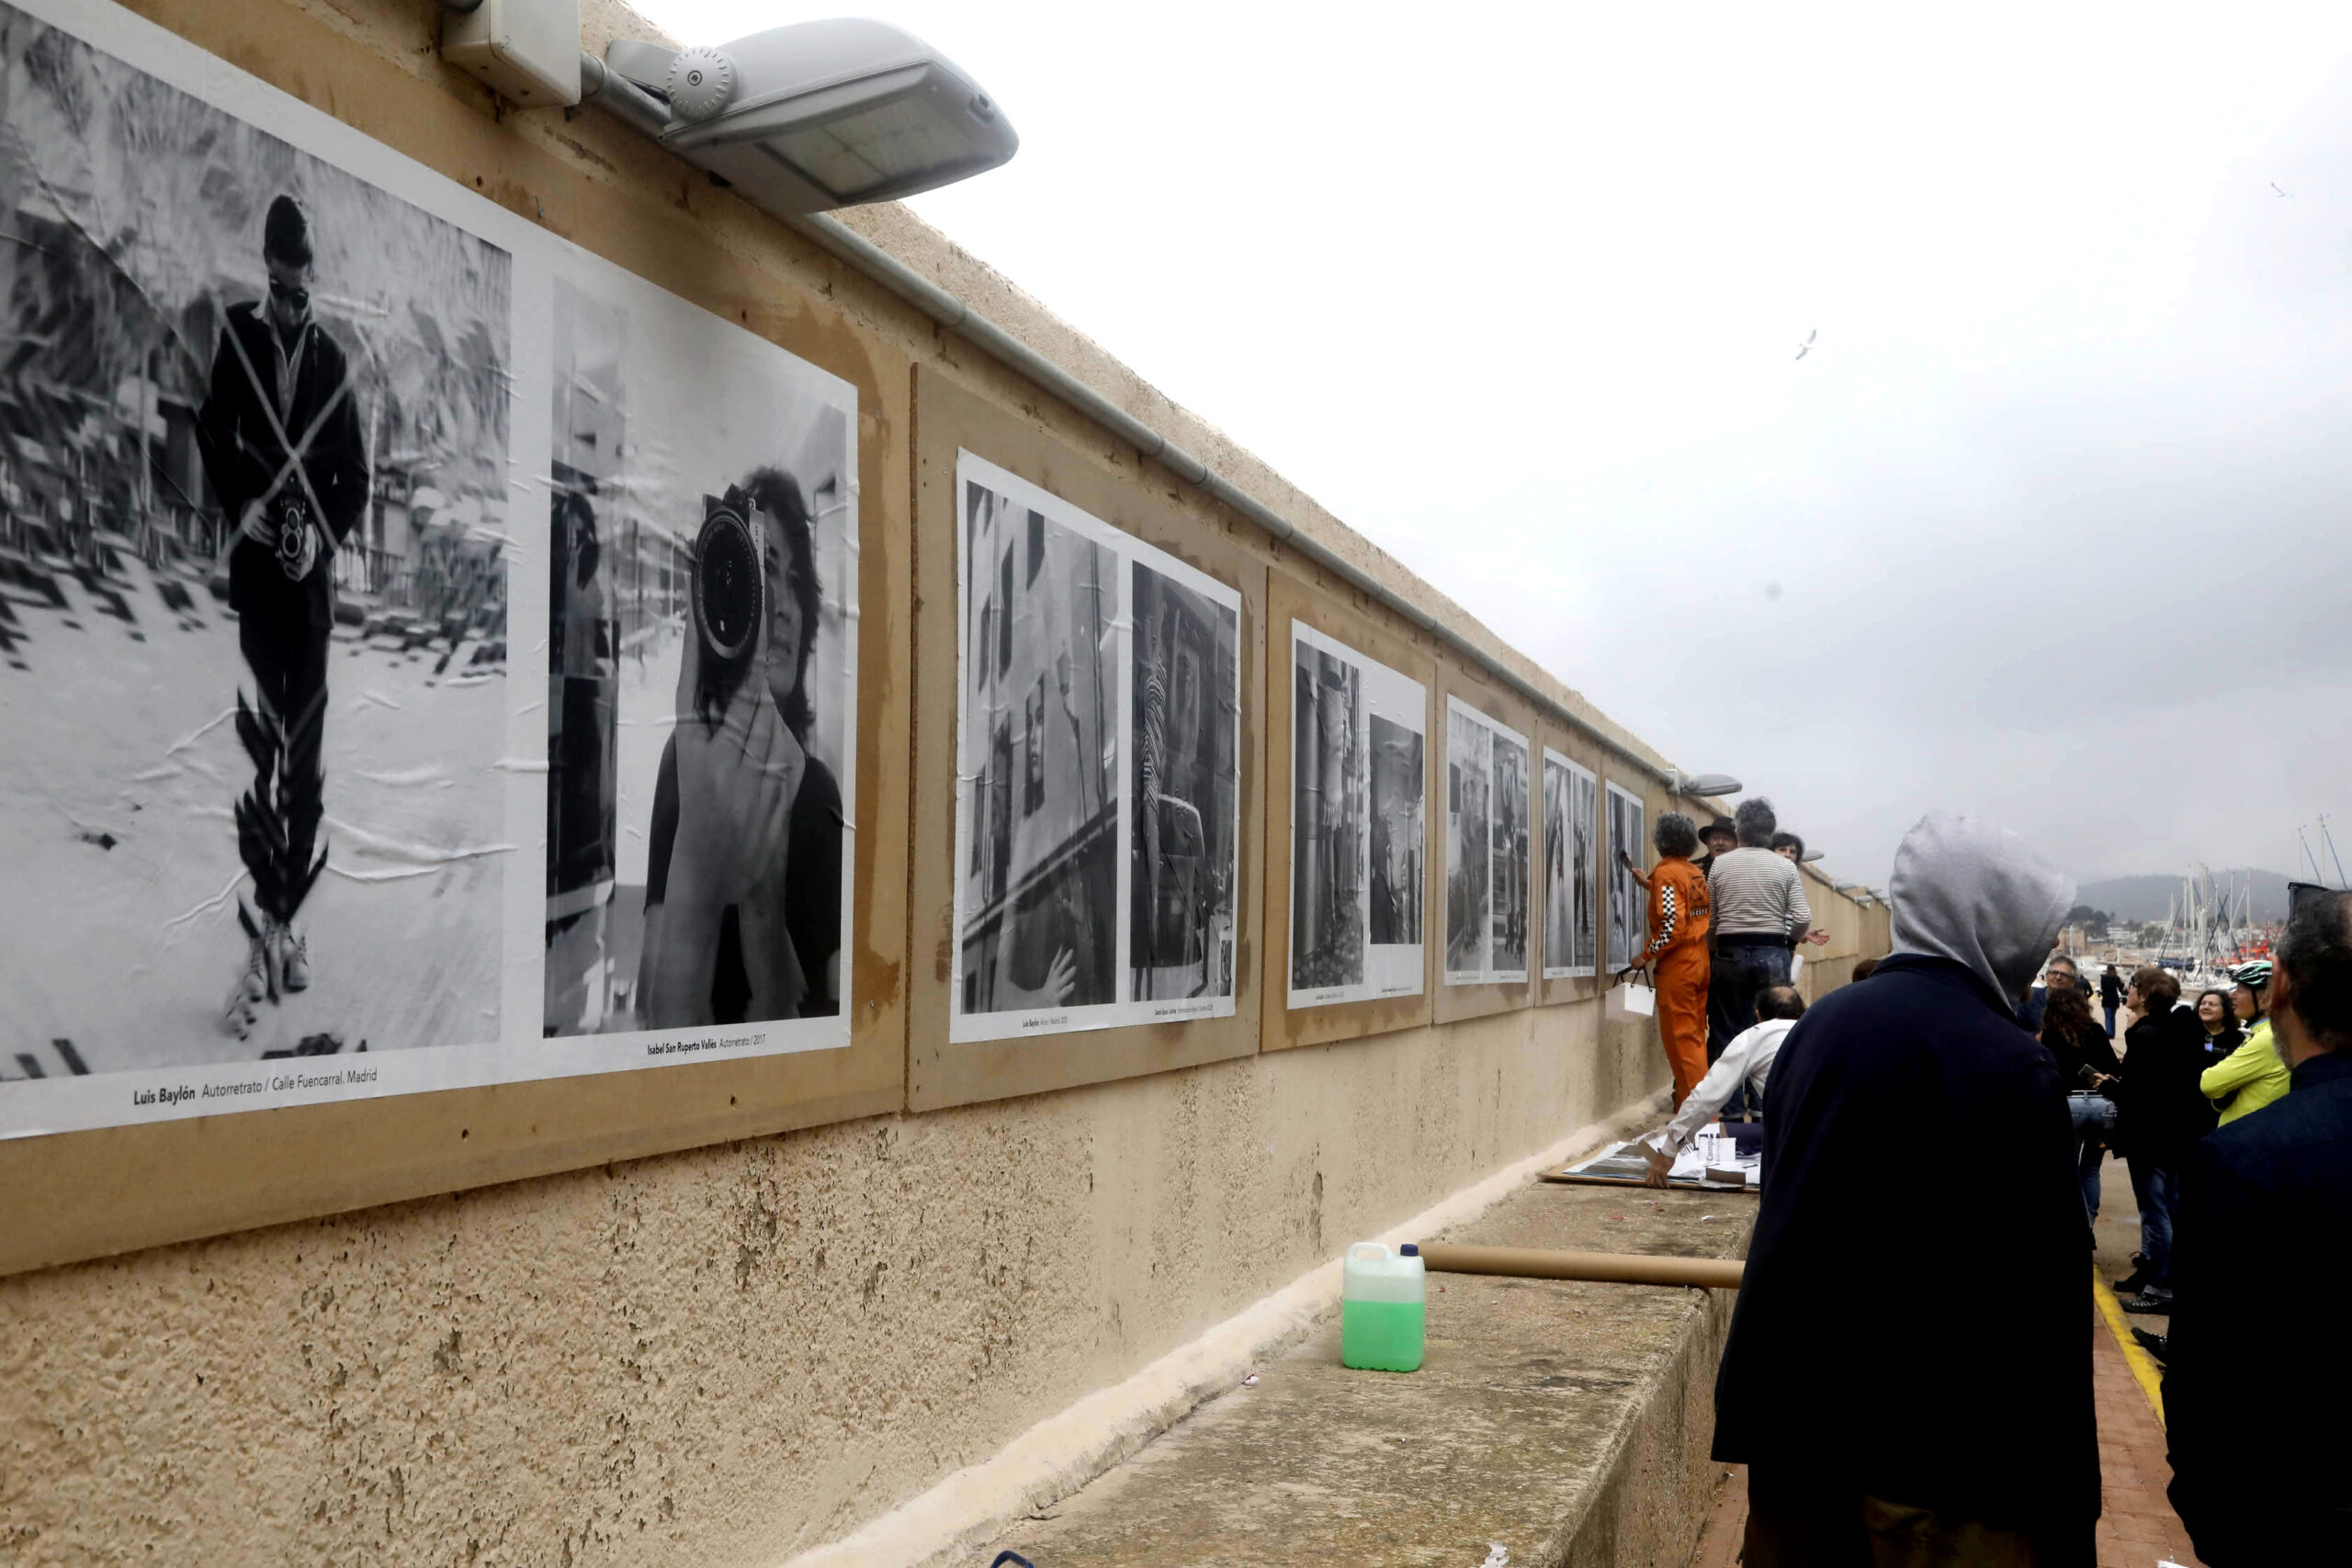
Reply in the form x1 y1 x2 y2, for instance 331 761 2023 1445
1645 854 1713 1106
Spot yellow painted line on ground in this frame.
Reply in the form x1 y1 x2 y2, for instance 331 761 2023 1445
2092 1268 2166 1427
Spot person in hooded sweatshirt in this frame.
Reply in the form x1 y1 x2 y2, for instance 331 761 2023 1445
1715 811 2096 1566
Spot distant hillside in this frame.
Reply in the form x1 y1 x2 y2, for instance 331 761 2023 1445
2075 870 2300 925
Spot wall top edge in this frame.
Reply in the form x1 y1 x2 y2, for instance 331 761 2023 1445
576 0 1679 785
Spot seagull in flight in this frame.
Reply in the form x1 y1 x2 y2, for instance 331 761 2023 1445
2272 182 2292 198
1794 329 1817 362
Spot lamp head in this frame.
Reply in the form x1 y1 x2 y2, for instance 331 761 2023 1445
1673 772 1742 798
608 20 1017 214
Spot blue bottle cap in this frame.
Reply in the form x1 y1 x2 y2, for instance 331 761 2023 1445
1399 1244 1419 1256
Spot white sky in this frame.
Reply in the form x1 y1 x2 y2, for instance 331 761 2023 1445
636 0 2352 892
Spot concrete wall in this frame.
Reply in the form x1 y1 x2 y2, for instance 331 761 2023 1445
4 1009 1669 1564
1791 861 1888 999
0 3 1886 1563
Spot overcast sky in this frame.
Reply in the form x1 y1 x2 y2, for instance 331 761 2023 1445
640 1 2352 892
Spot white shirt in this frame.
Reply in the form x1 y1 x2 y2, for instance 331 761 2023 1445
1652 1016 1799 1153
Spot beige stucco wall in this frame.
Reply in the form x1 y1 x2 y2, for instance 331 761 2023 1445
0 2 1887 1562
3 1007 1668 1564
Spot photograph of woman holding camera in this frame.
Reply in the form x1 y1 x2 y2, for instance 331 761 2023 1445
636 468 843 1028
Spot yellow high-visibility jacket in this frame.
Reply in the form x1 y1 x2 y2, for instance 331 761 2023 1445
2201 1021 2290 1125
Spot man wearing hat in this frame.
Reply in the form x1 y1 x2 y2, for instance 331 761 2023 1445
1693 817 1736 880
196 193 370 1035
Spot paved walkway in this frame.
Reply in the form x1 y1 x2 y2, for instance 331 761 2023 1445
2086 1145 2203 1568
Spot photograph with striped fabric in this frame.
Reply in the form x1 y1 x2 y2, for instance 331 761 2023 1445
1287 620 1425 1010
1605 780 1647 973
1444 697 1531 986
1543 750 1600 979
1130 559 1239 1005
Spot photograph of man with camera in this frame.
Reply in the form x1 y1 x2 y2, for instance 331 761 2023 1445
196 194 368 1034
0 6 513 1105
537 266 856 1047
635 472 844 1028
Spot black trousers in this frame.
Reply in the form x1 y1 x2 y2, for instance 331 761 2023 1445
1707 941 1786 1117
237 601 330 925
1708 941 1789 1053
1745 1472 2095 1568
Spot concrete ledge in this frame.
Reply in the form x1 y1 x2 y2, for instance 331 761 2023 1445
780 1097 1670 1568
982 1176 1749 1566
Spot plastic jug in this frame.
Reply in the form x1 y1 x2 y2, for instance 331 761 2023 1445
1341 1241 1426 1371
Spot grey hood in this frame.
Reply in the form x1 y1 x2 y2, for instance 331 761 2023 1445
1888 810 2075 1011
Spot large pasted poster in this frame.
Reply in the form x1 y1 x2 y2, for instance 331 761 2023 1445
1605 781 1647 974
1542 750 1598 980
1287 622 1424 1009
0 0 514 1134
1442 697 1530 986
538 259 856 1054
0 0 858 1139
951 451 1240 1043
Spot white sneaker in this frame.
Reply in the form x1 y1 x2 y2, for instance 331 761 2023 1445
224 931 270 1038
277 925 311 994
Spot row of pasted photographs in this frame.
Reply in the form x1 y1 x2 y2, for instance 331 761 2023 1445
0 0 1658 1139
944 462 1657 1034
1435 703 1649 989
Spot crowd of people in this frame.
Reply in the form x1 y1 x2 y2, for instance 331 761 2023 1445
1646 809 2352 1566
2029 953 2296 1318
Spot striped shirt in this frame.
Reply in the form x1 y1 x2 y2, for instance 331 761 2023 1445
1708 847 1811 939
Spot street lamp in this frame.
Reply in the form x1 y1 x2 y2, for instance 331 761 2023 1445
1671 772 1742 797
442 4 1019 214
596 22 1017 213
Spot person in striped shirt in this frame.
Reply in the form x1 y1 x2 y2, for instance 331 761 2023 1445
1707 799 1813 1080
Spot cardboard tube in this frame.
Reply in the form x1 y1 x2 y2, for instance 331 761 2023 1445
1416 1243 1743 1291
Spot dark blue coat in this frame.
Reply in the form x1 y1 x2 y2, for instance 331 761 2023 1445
2165 1051 2352 1564
1713 953 2099 1529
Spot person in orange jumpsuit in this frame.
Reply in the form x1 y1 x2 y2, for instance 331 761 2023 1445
1621 812 1713 1105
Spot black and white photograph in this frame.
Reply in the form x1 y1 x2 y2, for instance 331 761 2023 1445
1287 621 1424 1010
1444 697 1527 986
954 466 1120 1024
1605 780 1647 974
950 451 1242 1042
1444 701 1490 979
1367 714 1424 952
1290 628 1363 995
0 0 516 1133
1489 728 1531 978
539 260 857 1051
1543 750 1599 979
1443 697 1531 985
1131 560 1240 1007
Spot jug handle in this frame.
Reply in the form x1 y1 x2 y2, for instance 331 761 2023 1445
1348 1243 1389 1262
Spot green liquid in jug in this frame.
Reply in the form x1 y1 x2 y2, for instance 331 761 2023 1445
1341 1298 1425 1372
